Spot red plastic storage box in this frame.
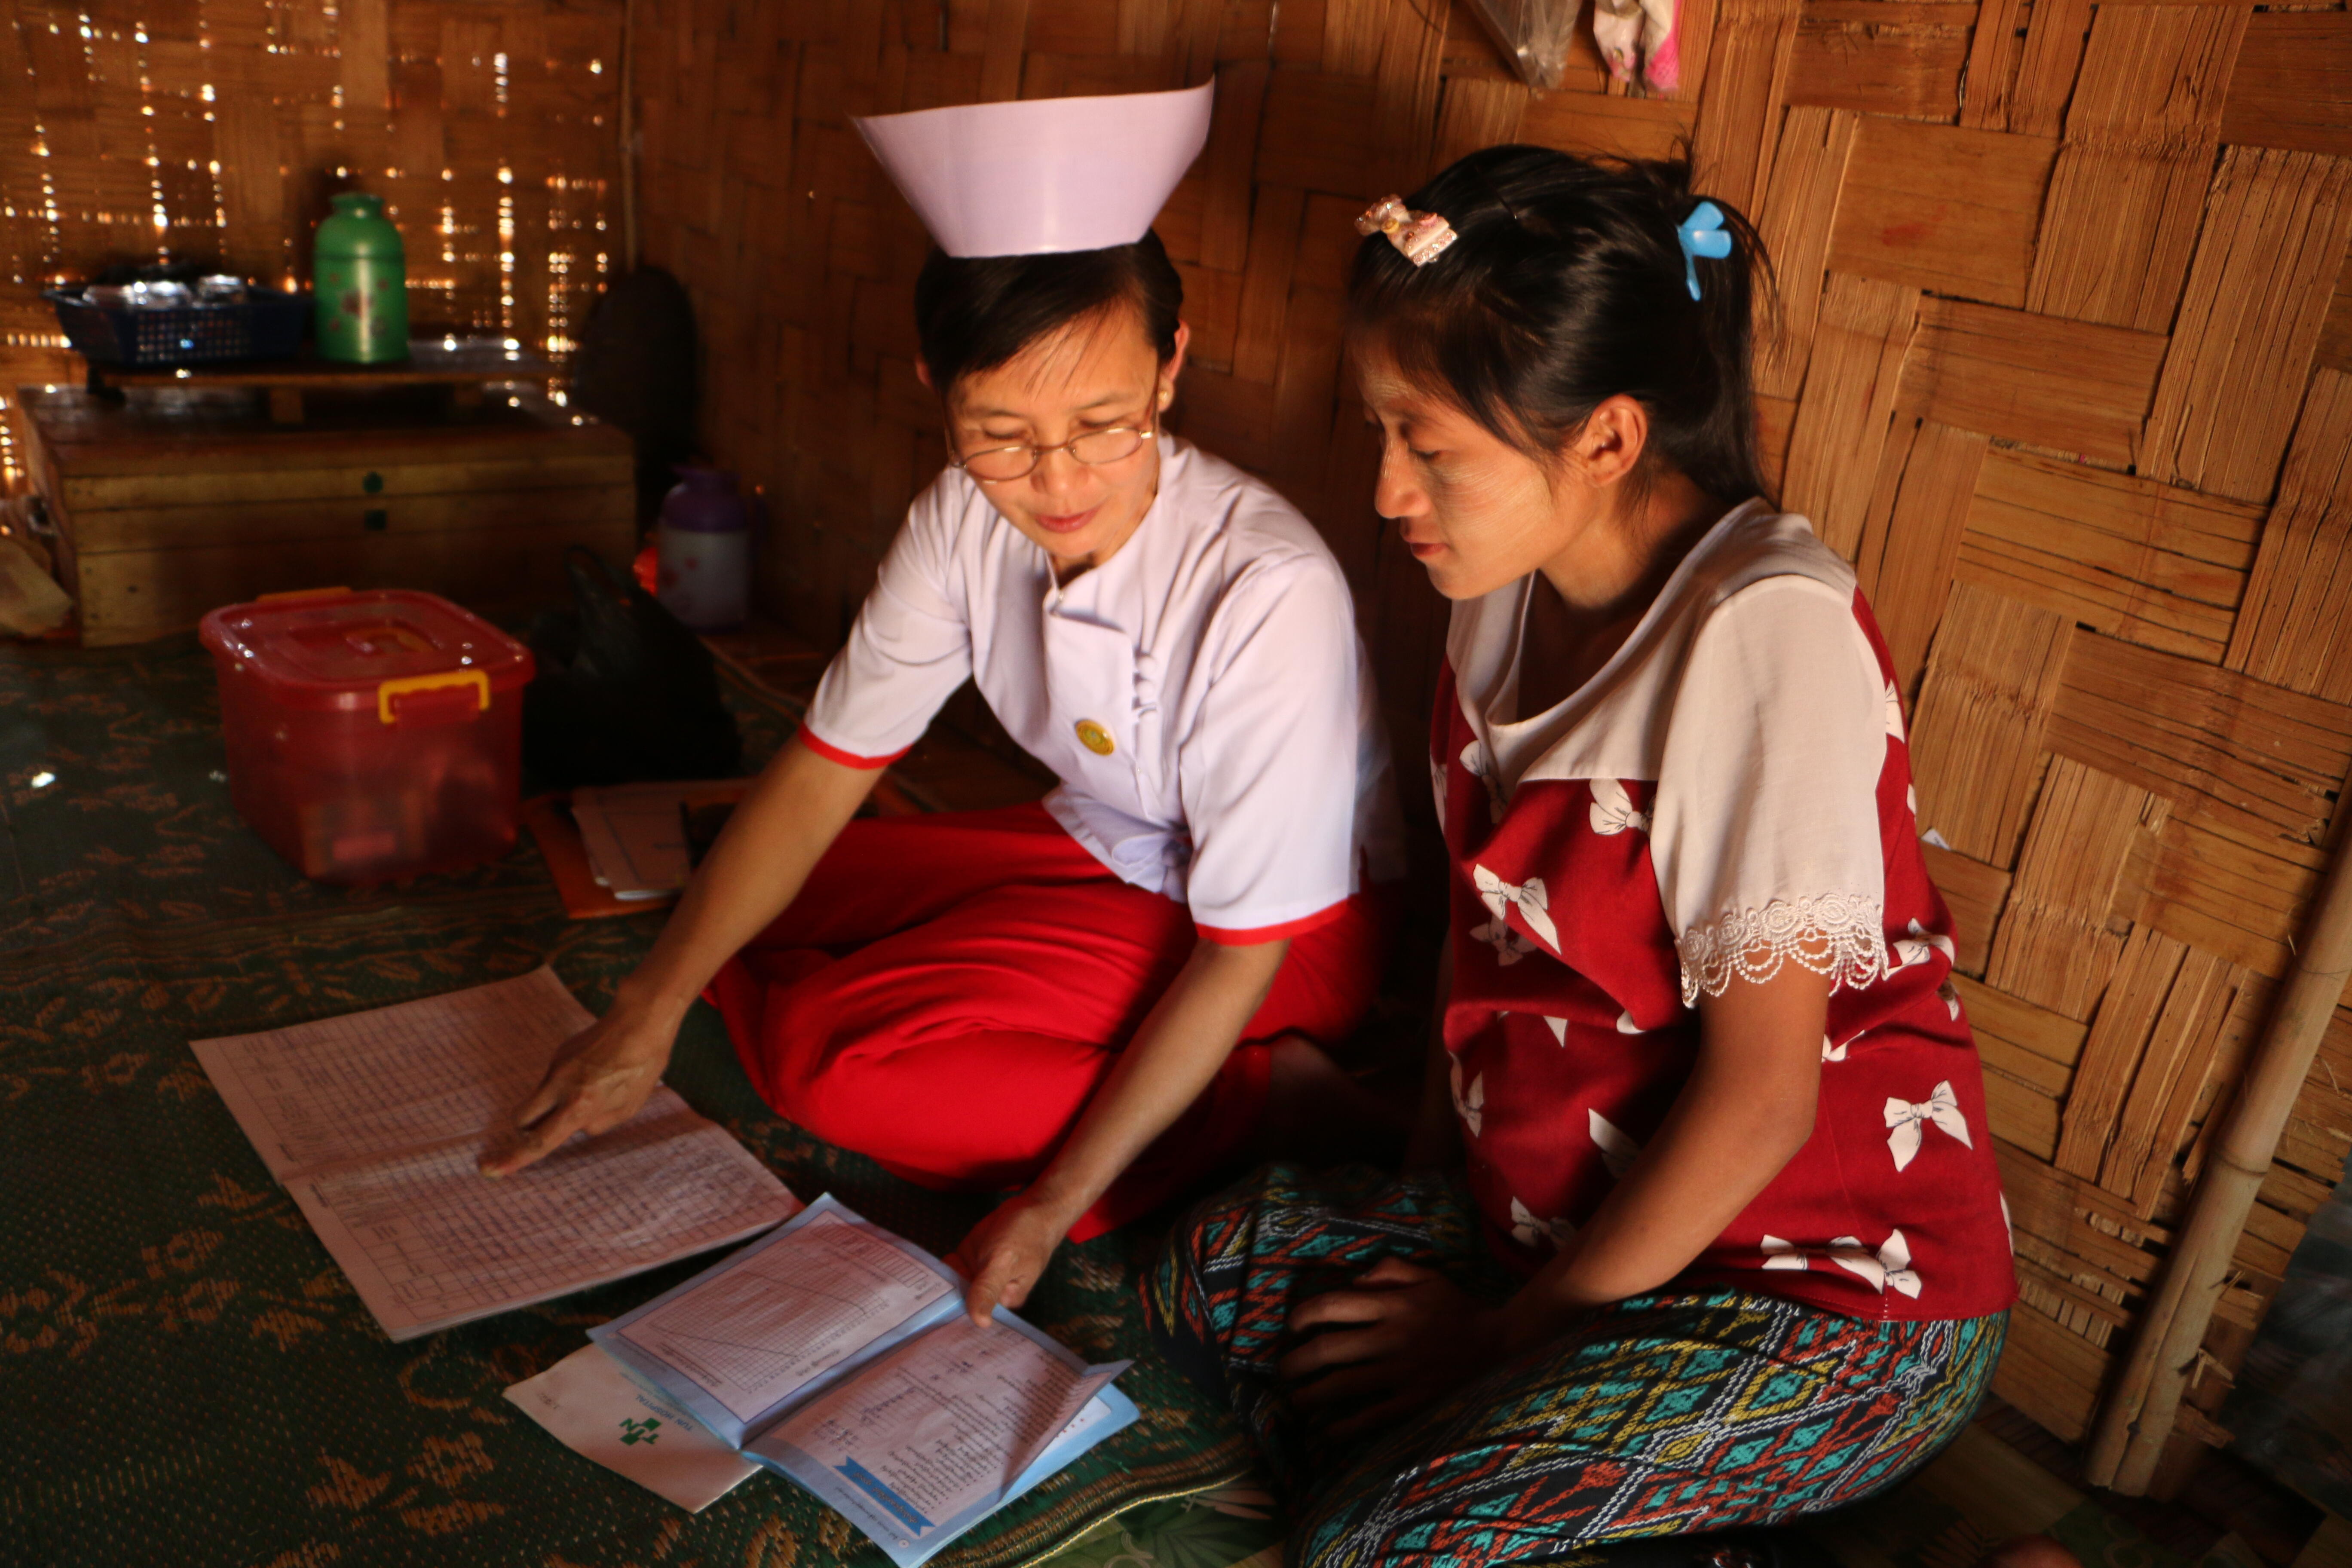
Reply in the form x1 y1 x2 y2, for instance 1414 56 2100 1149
198 588 535 884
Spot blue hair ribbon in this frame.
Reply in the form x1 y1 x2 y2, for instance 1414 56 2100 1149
1677 200 1733 301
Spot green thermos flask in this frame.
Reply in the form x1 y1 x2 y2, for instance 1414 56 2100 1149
314 191 408 363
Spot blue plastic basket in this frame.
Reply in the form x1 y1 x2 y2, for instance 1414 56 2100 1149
43 287 310 368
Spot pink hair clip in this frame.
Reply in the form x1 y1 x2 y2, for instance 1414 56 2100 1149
1356 195 1458 266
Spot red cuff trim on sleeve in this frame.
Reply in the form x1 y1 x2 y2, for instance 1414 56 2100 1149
796 726 910 770
1195 899 1350 946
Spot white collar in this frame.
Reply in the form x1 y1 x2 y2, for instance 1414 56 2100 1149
1451 501 1852 790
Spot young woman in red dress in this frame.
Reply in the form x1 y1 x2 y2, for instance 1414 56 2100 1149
1145 146 2018 1566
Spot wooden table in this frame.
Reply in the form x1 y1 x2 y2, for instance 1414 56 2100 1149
8 381 635 646
85 340 558 425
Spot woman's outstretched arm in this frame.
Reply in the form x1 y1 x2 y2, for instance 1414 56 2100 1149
480 735 883 1175
950 933 1291 1323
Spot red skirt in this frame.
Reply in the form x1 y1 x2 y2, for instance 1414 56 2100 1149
709 802 1390 1241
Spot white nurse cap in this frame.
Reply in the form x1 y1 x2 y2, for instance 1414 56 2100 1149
854 82 1214 259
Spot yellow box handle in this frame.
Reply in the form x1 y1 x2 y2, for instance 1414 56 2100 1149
377 668 489 725
256 585 352 603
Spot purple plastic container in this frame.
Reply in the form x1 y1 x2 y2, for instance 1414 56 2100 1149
656 467 751 630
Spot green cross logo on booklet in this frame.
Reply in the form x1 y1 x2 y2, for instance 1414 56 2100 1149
619 1418 662 1446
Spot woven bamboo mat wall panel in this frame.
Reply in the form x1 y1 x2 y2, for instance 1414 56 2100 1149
0 0 624 490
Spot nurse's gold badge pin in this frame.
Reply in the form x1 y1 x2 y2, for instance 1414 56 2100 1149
1075 719 1115 756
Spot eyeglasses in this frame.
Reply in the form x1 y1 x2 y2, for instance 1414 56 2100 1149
948 416 1157 484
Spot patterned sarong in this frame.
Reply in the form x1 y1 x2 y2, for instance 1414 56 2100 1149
1141 1163 2005 1567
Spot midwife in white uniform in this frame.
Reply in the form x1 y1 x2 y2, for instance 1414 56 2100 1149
487 83 1404 1324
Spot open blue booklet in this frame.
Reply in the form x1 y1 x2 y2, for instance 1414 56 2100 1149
591 1194 1136 1567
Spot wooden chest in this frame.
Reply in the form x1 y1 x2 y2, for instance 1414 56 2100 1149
8 385 636 647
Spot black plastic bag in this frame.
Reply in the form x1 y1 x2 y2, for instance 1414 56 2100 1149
523 547 742 787
570 267 698 526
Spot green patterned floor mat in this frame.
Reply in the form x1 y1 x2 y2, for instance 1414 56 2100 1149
1042 1483 1282 1568
0 636 1247 1568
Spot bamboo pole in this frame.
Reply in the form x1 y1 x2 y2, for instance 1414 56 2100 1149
2083 759 2352 1493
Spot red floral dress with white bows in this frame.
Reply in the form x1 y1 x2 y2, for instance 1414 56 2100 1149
1435 501 2018 1322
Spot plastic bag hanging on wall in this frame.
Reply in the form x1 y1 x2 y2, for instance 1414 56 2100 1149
1458 0 1584 89
1460 0 1682 95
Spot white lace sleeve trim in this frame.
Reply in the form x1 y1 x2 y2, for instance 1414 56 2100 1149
1676 892 1890 1005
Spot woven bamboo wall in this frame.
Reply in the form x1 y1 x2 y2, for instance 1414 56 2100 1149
0 0 625 487
632 0 2352 1468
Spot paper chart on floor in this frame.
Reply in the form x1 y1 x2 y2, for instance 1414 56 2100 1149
193 968 801 1340
190 965 591 1179
291 1093 799 1340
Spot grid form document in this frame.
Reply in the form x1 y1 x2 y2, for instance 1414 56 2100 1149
615 1205 956 1425
191 967 801 1341
588 1195 1138 1565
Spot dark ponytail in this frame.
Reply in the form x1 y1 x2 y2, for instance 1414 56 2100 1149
1346 146 1772 506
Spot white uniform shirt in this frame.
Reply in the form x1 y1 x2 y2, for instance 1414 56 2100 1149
802 433 1404 940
